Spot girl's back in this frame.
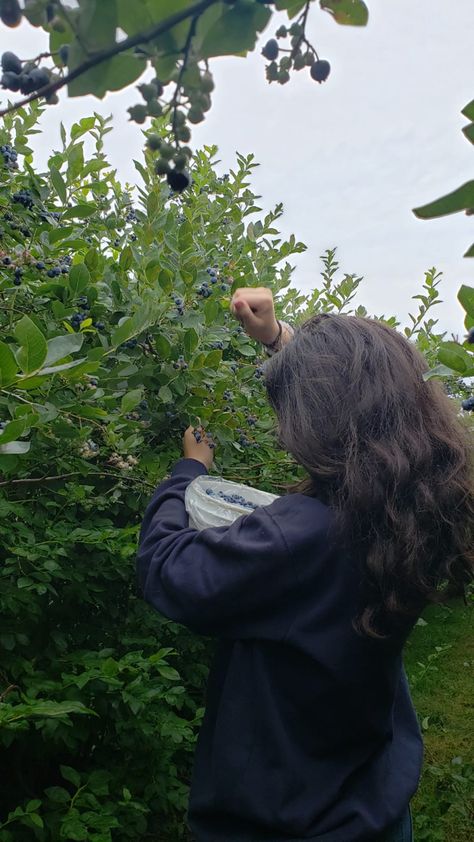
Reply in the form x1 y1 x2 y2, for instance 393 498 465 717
138 294 473 841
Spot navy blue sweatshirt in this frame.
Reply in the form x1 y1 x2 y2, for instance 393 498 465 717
137 458 423 842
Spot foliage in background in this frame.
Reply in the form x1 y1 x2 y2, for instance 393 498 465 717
413 98 474 259
0 107 473 841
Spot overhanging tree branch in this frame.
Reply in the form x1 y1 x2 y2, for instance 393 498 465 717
0 0 218 118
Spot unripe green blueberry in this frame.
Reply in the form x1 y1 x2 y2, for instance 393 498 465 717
155 158 170 175
289 22 303 37
173 151 188 171
280 56 291 71
304 52 314 66
177 125 191 143
174 110 186 126
147 100 162 117
278 69 290 85
188 106 204 124
139 83 158 102
266 61 279 82
196 92 211 112
293 52 305 70
160 142 175 160
276 25 287 39
146 134 162 151
200 71 214 93
128 104 148 124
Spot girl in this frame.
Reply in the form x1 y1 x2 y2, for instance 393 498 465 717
137 288 474 842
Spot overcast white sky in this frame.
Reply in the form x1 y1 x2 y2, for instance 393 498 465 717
2 0 473 335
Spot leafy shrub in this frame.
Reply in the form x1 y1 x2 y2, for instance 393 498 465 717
0 106 471 840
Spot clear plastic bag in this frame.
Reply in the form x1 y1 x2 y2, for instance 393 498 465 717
185 475 280 531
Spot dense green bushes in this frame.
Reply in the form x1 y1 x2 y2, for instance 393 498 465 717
0 107 472 840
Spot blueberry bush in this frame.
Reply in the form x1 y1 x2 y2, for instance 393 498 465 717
0 106 473 841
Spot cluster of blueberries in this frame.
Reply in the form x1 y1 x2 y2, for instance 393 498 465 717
254 365 266 379
193 429 215 448
223 390 232 401
171 294 185 316
173 355 188 370
1 51 51 95
210 340 225 350
12 189 34 210
1 144 18 170
121 339 139 350
197 280 213 298
461 397 474 412
205 487 257 510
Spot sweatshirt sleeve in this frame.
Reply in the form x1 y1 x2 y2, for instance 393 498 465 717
136 458 295 638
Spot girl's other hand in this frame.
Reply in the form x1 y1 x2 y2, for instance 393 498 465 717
183 425 215 470
230 287 280 345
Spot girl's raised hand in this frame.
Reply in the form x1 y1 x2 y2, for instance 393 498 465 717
230 287 280 345
183 425 215 470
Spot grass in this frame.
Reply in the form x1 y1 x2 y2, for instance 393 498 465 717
404 597 473 841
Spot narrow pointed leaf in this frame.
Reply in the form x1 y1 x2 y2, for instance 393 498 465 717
14 317 48 374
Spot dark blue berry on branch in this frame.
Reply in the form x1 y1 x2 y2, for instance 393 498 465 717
461 396 474 412
310 59 331 83
466 327 474 344
262 39 279 61
1 51 22 74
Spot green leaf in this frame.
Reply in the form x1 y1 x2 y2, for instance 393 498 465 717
121 389 143 413
0 341 19 386
60 765 81 787
14 316 48 374
154 333 172 359
464 243 474 258
205 350 222 368
458 285 474 318
50 165 67 203
68 264 90 297
413 181 474 219
197 2 272 59
0 441 31 455
0 419 28 445
461 99 474 121
62 204 97 221
120 246 133 270
238 344 257 357
462 122 474 145
422 363 461 381
437 342 469 373
158 269 173 292
183 328 199 357
320 0 369 25
158 385 173 403
26 800 42 813
44 334 84 367
37 359 87 376
28 814 44 829
44 787 70 804
70 117 97 140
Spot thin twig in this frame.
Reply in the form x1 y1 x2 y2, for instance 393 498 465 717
0 471 155 488
0 0 218 118
170 13 199 145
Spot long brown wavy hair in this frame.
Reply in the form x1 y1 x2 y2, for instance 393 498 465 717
263 313 474 639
